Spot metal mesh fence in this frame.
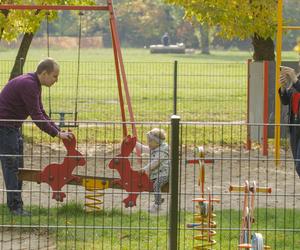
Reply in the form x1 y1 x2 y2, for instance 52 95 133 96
0 61 247 123
0 120 298 249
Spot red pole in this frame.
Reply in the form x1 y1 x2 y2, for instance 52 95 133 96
246 59 252 150
0 4 109 11
1 2 134 140
108 0 141 158
262 61 269 156
110 17 127 137
200 163 205 197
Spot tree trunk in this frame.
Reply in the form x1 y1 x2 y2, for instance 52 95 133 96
252 34 275 61
9 32 35 80
0 10 9 41
199 24 210 55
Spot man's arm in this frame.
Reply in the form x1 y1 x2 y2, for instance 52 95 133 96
135 141 150 154
39 95 60 131
20 81 60 137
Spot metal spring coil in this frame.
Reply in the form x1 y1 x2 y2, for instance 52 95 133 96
82 178 110 212
188 201 217 250
85 188 104 212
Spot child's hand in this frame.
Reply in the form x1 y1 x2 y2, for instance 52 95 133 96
280 74 288 91
138 169 147 174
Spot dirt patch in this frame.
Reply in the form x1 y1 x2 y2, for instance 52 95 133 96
2 142 298 212
0 229 56 250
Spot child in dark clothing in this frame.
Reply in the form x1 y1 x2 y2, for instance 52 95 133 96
279 66 300 177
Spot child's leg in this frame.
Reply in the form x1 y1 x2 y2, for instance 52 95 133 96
153 176 169 205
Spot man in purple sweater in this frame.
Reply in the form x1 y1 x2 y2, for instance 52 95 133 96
0 58 73 216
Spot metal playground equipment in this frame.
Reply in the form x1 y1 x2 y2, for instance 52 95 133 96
0 1 142 152
229 180 272 250
186 147 219 249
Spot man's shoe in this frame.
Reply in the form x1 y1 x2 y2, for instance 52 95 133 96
11 208 31 217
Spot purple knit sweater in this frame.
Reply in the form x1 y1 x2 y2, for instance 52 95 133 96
0 73 59 137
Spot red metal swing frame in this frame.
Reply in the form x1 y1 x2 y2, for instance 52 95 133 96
1 1 145 205
0 1 138 141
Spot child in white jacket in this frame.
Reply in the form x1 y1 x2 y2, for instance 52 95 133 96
136 128 170 213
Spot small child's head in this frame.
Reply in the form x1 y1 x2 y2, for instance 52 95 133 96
146 128 166 149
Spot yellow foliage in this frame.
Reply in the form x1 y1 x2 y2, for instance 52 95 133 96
166 0 277 40
0 0 96 41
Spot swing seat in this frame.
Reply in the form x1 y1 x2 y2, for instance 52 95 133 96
51 111 78 127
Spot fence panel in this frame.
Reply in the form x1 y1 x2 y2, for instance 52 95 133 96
0 120 298 249
0 60 247 122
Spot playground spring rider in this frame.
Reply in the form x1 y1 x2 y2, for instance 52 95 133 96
30 132 110 210
229 180 272 250
37 132 86 202
186 147 219 250
82 177 109 212
108 135 154 208
18 135 160 210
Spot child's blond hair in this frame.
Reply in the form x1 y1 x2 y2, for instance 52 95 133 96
147 128 166 144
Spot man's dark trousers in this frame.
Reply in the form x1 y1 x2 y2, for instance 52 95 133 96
0 127 23 211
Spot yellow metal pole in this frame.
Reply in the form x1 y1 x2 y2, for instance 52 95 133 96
283 26 300 31
275 0 283 166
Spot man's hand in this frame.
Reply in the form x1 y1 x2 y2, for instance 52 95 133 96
282 67 298 83
280 73 288 91
57 131 74 140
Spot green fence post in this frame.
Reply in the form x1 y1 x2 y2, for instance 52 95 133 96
173 60 178 115
169 114 180 250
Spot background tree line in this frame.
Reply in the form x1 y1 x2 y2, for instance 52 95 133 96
33 0 300 53
1 0 300 80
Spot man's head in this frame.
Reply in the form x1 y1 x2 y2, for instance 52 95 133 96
36 58 59 87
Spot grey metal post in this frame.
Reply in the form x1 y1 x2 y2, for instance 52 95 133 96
169 115 180 250
173 60 178 115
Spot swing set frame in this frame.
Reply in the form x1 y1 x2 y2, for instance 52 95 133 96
0 1 146 209
0 1 137 140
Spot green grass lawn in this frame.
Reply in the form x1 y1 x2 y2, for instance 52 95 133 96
1 48 295 144
0 49 249 123
1 47 299 62
0 202 299 249
0 48 298 124
1 48 256 62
